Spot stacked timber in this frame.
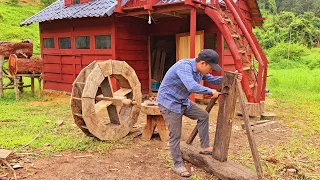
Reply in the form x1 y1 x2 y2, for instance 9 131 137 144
0 40 33 59
8 54 42 75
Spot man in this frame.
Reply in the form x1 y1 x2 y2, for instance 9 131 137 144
157 49 242 177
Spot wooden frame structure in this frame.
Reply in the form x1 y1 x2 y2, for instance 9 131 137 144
181 72 263 180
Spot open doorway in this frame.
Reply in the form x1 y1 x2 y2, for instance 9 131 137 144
150 35 176 92
149 32 219 93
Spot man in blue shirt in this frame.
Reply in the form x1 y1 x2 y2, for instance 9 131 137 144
157 49 241 177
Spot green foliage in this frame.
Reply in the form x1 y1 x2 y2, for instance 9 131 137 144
7 0 19 6
0 4 41 55
266 42 308 62
255 1 320 70
259 0 277 14
278 0 320 17
255 11 320 48
40 0 56 7
301 48 320 70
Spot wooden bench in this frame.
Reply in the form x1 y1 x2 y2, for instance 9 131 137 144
141 101 168 141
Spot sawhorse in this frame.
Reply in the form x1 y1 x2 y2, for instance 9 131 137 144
14 74 42 101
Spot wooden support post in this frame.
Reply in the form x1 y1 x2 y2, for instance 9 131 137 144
190 7 196 58
14 75 19 101
31 77 34 95
212 72 238 162
189 7 196 102
0 55 4 97
236 81 263 179
18 77 23 93
38 77 42 94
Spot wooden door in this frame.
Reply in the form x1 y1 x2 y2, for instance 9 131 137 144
176 31 205 100
176 30 204 61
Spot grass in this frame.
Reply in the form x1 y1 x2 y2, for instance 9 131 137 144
0 80 134 155
0 1 42 55
229 67 320 179
267 68 320 132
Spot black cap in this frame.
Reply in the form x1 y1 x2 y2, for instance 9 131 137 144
197 49 222 72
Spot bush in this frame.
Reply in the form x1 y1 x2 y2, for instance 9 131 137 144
268 59 306 69
301 48 320 70
266 42 309 63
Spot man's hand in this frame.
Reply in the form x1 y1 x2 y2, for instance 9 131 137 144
211 89 220 99
235 70 243 82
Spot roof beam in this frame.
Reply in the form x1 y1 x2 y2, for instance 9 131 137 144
117 4 191 17
160 11 188 18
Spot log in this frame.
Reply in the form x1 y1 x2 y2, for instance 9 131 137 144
8 54 42 75
180 142 260 180
0 40 33 59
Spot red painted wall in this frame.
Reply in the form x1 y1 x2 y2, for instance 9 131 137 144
40 17 114 92
115 17 149 94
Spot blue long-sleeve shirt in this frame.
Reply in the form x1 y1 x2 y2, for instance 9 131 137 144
157 58 222 114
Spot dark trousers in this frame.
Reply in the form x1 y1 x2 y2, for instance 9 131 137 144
159 101 210 167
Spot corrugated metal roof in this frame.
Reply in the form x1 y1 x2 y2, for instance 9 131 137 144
20 0 118 26
21 0 262 26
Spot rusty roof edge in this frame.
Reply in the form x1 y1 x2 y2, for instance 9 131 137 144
247 0 263 26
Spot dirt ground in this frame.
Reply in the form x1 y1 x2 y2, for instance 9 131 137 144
2 94 293 180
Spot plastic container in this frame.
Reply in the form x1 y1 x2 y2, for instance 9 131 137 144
151 82 161 91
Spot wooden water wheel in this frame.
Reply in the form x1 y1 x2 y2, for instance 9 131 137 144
70 60 142 140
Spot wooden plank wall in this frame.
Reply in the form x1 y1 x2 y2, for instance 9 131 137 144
40 17 114 92
115 17 149 94
148 17 189 36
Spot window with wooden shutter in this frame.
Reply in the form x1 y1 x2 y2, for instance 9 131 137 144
43 38 55 49
73 0 80 4
76 36 90 49
95 35 111 49
58 37 71 49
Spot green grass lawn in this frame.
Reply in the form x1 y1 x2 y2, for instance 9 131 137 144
0 80 133 155
0 2 41 54
268 68 320 133
251 68 320 179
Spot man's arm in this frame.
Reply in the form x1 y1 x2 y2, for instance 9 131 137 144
176 64 213 94
203 74 223 85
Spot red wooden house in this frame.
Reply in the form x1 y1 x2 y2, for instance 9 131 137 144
21 0 268 115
